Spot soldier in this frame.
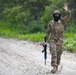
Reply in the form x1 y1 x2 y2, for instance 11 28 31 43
45 3 71 73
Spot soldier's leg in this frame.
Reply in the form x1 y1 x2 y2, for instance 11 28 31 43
56 40 63 65
50 39 57 66
57 50 62 65
50 39 58 73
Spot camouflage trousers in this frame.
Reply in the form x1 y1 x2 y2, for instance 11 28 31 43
50 39 63 66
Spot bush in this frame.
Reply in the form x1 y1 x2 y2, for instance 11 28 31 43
63 37 76 52
64 22 76 33
27 20 44 33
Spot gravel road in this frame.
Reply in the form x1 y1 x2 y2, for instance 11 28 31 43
0 37 76 75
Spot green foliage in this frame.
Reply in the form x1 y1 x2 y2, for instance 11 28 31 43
63 37 76 52
0 29 45 42
17 33 45 42
1 0 51 34
0 0 76 52
64 22 76 33
41 0 67 27
0 20 10 29
63 33 76 52
27 20 44 33
0 0 76 34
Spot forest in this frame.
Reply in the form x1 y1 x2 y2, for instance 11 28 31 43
0 0 76 51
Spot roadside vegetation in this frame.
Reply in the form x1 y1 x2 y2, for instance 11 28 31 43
0 0 76 52
0 25 76 52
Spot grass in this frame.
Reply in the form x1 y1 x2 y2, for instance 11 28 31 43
0 29 45 42
17 32 45 42
0 29 76 52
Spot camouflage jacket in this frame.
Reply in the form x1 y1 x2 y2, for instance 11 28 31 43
46 10 71 41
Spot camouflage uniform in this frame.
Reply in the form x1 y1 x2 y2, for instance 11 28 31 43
46 10 71 66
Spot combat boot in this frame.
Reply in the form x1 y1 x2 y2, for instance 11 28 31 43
51 66 58 73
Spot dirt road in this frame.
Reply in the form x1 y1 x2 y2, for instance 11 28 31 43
0 37 76 75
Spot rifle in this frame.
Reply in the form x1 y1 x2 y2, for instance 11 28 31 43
42 37 47 65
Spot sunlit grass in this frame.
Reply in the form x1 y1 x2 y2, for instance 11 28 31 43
17 33 45 42
0 29 45 42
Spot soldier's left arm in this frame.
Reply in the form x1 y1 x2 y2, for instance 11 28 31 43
61 3 71 25
61 10 71 25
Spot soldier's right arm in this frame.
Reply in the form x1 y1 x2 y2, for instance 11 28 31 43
45 22 51 42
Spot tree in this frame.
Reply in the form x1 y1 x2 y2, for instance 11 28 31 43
68 0 76 22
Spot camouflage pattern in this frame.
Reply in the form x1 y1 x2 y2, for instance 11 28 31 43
54 10 60 14
45 10 71 66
